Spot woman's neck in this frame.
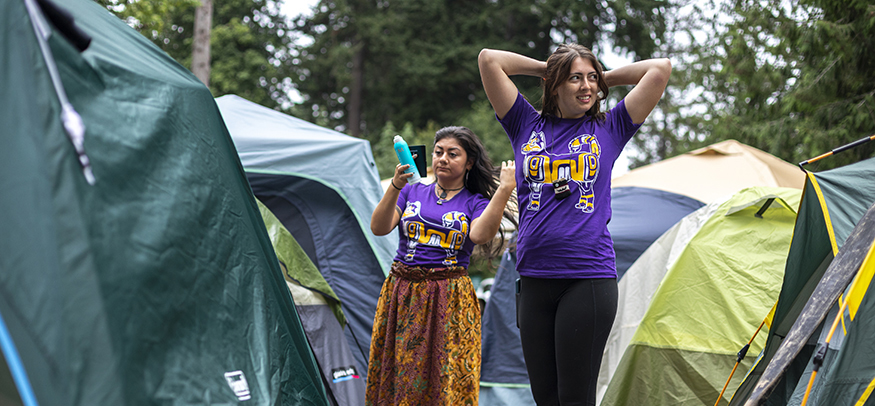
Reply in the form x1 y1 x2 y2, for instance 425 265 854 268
436 179 464 191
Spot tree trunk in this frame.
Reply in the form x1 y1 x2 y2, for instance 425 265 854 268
192 0 213 86
347 39 364 137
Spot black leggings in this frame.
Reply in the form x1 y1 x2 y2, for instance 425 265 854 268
518 276 618 406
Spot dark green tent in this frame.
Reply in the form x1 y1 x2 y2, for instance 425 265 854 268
0 0 328 404
729 157 875 405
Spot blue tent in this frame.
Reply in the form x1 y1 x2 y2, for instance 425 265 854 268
608 187 704 279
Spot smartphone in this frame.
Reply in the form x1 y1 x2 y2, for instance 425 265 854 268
409 145 427 178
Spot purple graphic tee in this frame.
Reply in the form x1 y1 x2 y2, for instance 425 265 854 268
394 182 489 268
499 93 642 278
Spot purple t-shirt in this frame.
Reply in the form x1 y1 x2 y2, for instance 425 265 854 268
499 93 641 278
394 182 489 268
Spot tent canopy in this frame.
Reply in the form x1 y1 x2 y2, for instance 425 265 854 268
730 157 875 406
1 0 327 404
602 187 802 405
612 140 806 203
217 94 396 272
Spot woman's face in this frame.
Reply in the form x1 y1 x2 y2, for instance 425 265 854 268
553 56 599 119
432 137 473 184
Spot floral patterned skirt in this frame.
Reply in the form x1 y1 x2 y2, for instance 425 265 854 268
365 262 481 406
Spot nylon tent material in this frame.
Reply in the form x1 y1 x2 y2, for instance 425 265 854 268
602 187 802 406
814 223 875 405
217 94 393 378
739 203 875 406
730 157 875 406
1 0 328 403
612 140 806 204
479 242 536 406
608 186 704 279
258 201 366 406
598 196 726 402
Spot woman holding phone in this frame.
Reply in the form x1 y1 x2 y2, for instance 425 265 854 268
367 126 516 405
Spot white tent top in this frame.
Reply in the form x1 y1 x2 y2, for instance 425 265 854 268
612 139 806 203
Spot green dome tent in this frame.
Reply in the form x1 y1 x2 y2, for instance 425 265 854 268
0 0 328 404
602 187 802 405
730 157 875 406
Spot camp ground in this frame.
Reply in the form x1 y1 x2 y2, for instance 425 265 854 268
479 141 806 405
216 94 398 383
1 0 329 404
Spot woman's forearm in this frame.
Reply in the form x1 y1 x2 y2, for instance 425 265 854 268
604 58 672 88
478 49 546 78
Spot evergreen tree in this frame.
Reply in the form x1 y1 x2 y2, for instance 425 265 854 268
655 0 875 170
290 0 670 142
97 0 294 110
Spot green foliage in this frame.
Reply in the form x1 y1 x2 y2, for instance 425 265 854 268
459 100 515 165
290 0 669 142
96 0 293 110
650 0 875 170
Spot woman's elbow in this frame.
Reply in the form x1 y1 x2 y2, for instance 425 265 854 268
657 58 672 80
371 224 389 236
468 231 492 246
478 48 496 66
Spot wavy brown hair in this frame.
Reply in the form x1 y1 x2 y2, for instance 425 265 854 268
539 43 609 122
434 126 517 259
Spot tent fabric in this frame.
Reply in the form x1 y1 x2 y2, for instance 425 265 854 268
608 186 705 279
612 139 806 203
259 200 345 325
218 96 392 379
1 0 328 404
216 94 396 272
258 200 366 406
738 202 875 406
602 187 802 406
479 243 537 406
815 227 875 405
598 196 726 401
729 157 875 406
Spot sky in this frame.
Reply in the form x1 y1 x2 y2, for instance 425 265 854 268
279 0 632 176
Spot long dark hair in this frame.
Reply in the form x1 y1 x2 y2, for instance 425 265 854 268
540 43 609 121
434 126 517 259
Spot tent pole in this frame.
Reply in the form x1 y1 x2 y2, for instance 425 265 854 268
714 319 766 406
798 134 875 171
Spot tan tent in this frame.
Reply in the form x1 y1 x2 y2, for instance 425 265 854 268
612 139 806 203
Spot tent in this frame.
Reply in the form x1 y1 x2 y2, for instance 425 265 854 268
258 201 366 406
611 139 806 203
807 209 875 405
478 140 804 405
600 186 802 405
216 94 397 378
608 139 806 279
1 0 327 404
729 156 875 406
